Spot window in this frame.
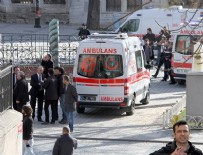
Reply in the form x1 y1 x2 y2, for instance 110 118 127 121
120 19 140 32
175 35 201 55
135 50 143 72
106 0 121 12
127 0 142 11
44 0 65 4
11 0 33 3
77 54 123 78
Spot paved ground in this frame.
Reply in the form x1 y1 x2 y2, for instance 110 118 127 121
1 23 203 154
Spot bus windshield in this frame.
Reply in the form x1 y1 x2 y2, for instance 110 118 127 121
77 54 123 78
175 35 201 55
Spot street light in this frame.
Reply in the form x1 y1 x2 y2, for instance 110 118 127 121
34 0 41 28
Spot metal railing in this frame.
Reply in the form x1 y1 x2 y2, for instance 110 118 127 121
0 65 12 113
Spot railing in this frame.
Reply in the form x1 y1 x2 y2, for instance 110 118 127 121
0 34 80 66
0 65 12 113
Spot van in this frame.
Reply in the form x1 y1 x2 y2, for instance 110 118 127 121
73 33 150 115
116 6 203 37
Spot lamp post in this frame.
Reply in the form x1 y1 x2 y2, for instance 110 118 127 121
34 0 41 28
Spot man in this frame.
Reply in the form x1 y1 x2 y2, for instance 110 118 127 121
53 127 77 155
29 66 45 122
78 23 90 40
54 66 66 124
22 105 35 155
143 28 156 45
13 66 20 110
63 75 78 132
42 68 58 124
150 120 203 155
13 71 29 112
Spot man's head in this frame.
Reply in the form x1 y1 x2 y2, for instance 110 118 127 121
14 66 20 74
63 75 70 85
147 28 152 34
82 23 87 29
16 71 25 80
173 120 190 145
37 66 44 75
62 126 70 134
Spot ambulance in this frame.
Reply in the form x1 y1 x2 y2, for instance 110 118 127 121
73 33 150 115
115 6 203 37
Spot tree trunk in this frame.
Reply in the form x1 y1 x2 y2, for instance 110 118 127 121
87 0 100 30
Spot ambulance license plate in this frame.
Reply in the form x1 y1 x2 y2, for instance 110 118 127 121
80 96 96 101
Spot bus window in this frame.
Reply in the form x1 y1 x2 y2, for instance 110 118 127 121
175 35 201 55
120 19 140 32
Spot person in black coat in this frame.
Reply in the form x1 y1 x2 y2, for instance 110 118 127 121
78 24 90 40
53 126 77 155
42 68 58 124
41 54 53 78
13 71 29 112
150 120 203 155
12 66 20 110
29 66 45 122
143 28 156 45
22 105 35 155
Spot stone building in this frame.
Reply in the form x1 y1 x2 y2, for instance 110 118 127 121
0 0 198 27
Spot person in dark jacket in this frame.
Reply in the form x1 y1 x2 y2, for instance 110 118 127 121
143 28 156 45
22 105 35 155
42 68 58 124
78 23 90 40
13 71 29 112
41 54 53 78
29 66 45 122
53 126 77 155
54 66 66 124
150 120 203 155
63 75 78 132
143 39 154 66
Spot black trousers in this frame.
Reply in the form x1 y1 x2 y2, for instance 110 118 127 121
30 91 44 120
44 100 58 123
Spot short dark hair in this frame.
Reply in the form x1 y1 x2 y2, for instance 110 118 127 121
63 126 70 134
63 75 70 82
22 105 33 116
48 68 54 76
147 28 152 32
173 120 188 133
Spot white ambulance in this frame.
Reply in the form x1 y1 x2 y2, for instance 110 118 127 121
116 6 203 37
73 33 150 115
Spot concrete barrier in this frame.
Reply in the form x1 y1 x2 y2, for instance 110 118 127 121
0 109 22 155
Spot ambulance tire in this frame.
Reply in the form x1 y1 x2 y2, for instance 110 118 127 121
126 101 135 116
77 106 85 114
141 90 150 105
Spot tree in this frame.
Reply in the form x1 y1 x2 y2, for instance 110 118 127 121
86 0 100 30
168 0 202 8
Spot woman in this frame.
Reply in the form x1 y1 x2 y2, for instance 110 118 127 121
13 71 29 112
22 105 35 155
41 54 53 78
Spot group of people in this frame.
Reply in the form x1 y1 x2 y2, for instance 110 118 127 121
143 27 177 84
12 54 78 155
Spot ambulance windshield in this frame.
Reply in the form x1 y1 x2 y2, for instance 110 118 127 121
119 19 140 33
175 35 201 55
77 54 123 78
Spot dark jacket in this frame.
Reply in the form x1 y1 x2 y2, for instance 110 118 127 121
56 75 65 96
143 33 156 44
29 73 45 97
13 79 29 104
42 75 58 100
78 28 90 40
41 60 53 78
23 115 33 140
150 141 203 155
52 134 77 155
64 84 78 112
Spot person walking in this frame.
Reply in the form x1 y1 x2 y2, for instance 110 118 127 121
54 66 66 124
22 105 35 155
13 66 20 110
52 126 77 155
150 120 203 155
13 71 29 112
41 54 53 78
63 75 78 132
143 39 154 66
42 68 58 124
78 23 90 40
29 66 45 122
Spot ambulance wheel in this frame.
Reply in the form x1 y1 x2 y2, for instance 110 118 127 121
77 106 85 113
126 101 135 116
141 91 150 105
